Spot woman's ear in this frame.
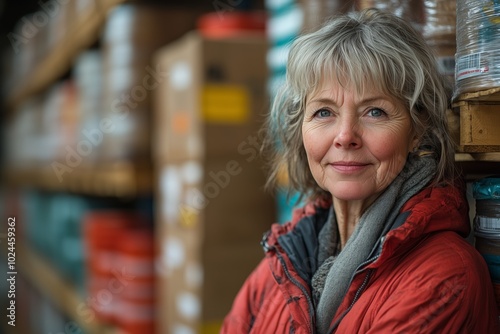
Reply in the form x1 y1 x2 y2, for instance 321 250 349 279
411 136 419 152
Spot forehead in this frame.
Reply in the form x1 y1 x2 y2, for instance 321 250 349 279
304 77 412 118
306 75 392 103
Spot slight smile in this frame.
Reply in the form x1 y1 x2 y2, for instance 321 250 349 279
330 161 370 173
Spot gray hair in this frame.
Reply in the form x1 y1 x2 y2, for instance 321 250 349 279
263 8 456 200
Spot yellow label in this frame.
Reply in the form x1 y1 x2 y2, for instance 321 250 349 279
202 84 250 123
179 205 199 228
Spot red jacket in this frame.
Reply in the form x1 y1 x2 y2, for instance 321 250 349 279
222 185 500 333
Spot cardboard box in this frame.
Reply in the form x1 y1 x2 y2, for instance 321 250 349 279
96 6 204 164
153 32 275 333
154 31 271 161
453 101 500 152
452 88 500 152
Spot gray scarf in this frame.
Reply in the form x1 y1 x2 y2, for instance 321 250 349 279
314 154 437 334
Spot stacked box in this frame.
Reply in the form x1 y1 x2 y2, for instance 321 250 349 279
153 32 276 333
100 4 202 163
73 50 103 165
452 88 500 152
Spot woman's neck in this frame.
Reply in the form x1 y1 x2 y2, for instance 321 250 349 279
333 198 373 249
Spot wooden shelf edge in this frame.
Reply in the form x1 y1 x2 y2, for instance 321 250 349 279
453 87 500 104
17 245 116 334
455 152 500 162
455 153 500 181
4 163 152 197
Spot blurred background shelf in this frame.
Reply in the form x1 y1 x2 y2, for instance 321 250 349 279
6 0 126 111
17 245 117 334
456 152 500 162
456 153 500 181
4 163 152 197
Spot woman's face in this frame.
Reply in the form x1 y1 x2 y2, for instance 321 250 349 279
302 79 417 206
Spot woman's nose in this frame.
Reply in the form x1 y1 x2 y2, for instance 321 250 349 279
333 117 361 149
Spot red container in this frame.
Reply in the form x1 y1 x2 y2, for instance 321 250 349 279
83 211 140 323
117 297 156 334
115 228 156 333
197 11 266 38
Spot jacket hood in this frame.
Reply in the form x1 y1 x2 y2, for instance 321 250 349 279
376 183 470 267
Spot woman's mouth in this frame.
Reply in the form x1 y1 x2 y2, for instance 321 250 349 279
330 161 370 173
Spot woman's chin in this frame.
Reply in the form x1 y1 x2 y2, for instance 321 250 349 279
327 183 375 202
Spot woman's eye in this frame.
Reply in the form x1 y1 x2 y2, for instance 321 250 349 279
368 108 386 117
316 109 331 118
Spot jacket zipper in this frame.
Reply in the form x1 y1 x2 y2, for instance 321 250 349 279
264 240 316 334
327 254 379 334
262 233 381 334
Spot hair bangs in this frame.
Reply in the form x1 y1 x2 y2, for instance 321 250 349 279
289 28 409 104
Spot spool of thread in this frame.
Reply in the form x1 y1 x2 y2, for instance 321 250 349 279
455 0 500 96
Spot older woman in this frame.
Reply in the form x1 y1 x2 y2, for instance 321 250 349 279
222 9 499 333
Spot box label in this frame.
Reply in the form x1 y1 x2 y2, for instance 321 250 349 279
456 52 489 81
202 85 250 123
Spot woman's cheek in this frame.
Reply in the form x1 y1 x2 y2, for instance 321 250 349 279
304 134 328 161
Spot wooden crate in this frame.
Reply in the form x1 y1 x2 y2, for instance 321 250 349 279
452 88 500 153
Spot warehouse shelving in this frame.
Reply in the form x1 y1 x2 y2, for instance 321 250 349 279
17 245 117 334
456 153 500 181
5 163 152 197
456 152 500 162
4 0 157 198
3 0 220 330
6 0 125 111
452 88 500 179
452 89 500 155
3 1 136 332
